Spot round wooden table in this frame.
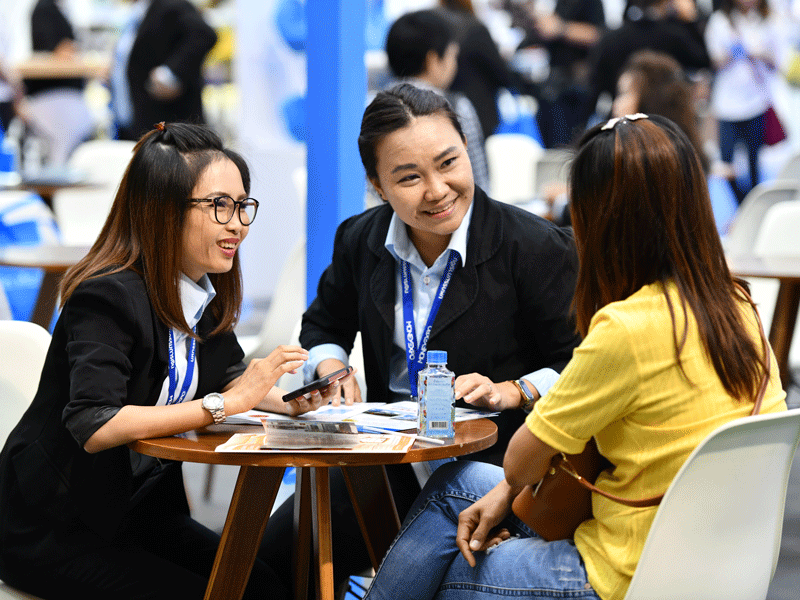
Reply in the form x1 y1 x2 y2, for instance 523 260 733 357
131 419 498 600
0 245 89 327
728 255 800 387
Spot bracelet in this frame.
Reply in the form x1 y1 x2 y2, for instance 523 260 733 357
509 379 536 412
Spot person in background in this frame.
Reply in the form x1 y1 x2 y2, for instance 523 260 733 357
612 50 738 234
360 113 787 600
111 0 217 141
705 0 781 203
549 51 737 235
385 9 490 192
259 82 581 595
22 0 95 165
0 122 346 599
437 0 536 140
582 0 710 126
511 0 606 147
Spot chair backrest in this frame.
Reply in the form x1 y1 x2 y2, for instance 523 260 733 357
485 133 543 204
624 409 800 600
723 181 800 256
533 149 572 198
52 140 136 246
67 140 136 185
243 236 306 363
777 151 800 181
0 320 51 445
753 200 800 257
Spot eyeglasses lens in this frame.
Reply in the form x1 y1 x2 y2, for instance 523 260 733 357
213 197 257 225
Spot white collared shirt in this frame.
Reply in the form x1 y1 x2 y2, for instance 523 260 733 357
155 273 216 406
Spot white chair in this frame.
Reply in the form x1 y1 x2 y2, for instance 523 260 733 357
485 133 544 204
0 321 50 600
723 182 800 341
0 320 51 445
51 140 136 246
723 180 800 256
623 408 800 600
777 150 800 181
533 148 572 198
237 236 306 362
752 200 800 373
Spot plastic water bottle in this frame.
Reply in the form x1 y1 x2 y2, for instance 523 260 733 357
0 129 21 187
417 350 455 439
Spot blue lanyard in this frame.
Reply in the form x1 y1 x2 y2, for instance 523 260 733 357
167 326 196 405
401 250 459 394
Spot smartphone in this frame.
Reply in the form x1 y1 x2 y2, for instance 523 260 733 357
282 366 354 402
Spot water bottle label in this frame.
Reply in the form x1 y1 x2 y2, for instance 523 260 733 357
420 377 454 435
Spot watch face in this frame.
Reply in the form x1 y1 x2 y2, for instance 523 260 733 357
204 394 224 410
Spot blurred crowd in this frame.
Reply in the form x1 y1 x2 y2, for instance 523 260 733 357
1 0 799 214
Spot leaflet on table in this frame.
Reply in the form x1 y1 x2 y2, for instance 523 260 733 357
343 400 499 432
215 431 415 453
223 401 498 431
222 403 375 426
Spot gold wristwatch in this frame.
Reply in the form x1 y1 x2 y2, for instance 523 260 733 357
510 379 536 412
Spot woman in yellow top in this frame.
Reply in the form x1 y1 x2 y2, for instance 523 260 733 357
361 113 787 600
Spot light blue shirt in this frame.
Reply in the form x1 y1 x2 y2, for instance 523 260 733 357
306 203 559 400
155 273 216 406
111 0 149 127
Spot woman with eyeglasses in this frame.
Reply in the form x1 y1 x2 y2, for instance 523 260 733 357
0 122 343 599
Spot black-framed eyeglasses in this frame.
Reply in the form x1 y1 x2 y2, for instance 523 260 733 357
188 196 259 225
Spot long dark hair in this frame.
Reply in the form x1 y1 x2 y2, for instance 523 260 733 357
61 123 250 337
358 83 465 181
621 50 709 172
569 115 767 401
720 0 769 18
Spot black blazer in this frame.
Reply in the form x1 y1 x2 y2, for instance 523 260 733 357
301 187 581 463
0 270 245 569
124 0 217 139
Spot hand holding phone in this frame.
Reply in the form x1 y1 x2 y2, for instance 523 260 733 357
282 366 354 402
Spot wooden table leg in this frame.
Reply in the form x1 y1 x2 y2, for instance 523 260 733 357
29 271 59 329
769 281 800 388
311 467 335 600
293 467 312 600
341 465 401 570
204 465 284 600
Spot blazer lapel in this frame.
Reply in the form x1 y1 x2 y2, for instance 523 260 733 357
431 187 502 338
367 206 396 332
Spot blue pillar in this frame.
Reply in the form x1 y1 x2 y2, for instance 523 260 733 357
305 0 367 306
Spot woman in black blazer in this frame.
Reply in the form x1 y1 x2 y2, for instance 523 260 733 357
0 123 341 599
258 83 580 593
116 0 218 141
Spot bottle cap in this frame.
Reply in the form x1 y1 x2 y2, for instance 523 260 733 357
427 350 447 364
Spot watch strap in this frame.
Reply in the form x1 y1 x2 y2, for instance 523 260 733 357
510 379 536 412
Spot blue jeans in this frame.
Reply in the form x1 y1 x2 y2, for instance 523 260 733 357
718 111 766 202
364 461 601 600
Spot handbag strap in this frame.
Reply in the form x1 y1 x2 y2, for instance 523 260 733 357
559 281 771 508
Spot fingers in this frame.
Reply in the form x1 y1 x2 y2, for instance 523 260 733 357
338 376 361 406
290 387 330 415
454 374 501 407
482 528 512 551
456 513 479 568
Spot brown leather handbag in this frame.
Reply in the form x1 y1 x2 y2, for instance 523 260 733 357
512 284 771 542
